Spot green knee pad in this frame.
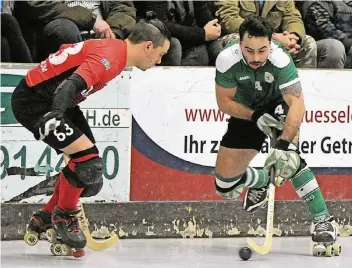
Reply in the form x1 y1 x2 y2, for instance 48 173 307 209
215 173 245 199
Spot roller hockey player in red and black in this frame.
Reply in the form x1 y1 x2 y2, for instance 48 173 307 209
12 16 170 256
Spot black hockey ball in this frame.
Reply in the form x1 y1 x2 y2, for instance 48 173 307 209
239 246 252 261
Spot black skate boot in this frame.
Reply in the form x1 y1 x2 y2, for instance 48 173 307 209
52 206 87 250
312 216 341 257
24 210 53 246
312 216 338 243
243 187 269 213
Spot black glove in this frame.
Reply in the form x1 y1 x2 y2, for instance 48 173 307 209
251 108 266 123
272 139 290 151
34 110 65 140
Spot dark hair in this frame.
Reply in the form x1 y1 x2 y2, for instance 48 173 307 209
128 11 171 47
239 15 274 41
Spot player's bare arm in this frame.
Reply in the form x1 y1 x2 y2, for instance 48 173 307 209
215 83 253 120
280 81 305 142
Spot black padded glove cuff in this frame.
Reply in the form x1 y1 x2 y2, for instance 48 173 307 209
274 139 290 151
251 109 265 122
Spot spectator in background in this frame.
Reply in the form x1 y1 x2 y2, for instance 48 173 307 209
209 0 317 68
1 0 32 63
301 0 352 69
134 1 221 66
13 1 136 62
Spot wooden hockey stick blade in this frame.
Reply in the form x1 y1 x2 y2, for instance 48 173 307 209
247 167 276 255
78 202 119 251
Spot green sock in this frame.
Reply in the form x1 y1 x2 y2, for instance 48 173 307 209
244 167 269 188
290 166 329 221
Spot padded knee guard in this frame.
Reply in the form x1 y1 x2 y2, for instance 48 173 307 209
80 180 103 197
74 157 103 185
63 146 104 197
215 172 245 199
77 157 104 197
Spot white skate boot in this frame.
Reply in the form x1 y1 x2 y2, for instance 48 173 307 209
312 216 341 257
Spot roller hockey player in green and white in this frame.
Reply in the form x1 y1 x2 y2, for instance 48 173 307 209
214 15 340 256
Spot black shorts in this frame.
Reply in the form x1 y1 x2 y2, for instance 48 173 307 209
11 79 95 154
220 101 289 151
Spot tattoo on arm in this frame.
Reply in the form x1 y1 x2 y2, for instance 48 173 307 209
280 82 302 98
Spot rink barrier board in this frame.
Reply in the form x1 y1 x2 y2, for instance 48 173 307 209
1 201 352 240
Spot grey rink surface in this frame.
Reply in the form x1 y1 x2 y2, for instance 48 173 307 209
1 237 351 268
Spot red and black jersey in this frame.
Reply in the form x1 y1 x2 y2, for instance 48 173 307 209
25 39 127 106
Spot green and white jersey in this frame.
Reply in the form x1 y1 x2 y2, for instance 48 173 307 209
215 40 299 110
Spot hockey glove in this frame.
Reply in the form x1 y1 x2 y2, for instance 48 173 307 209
264 139 300 179
34 110 65 140
252 109 284 138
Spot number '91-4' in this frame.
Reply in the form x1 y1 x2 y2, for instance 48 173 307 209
0 145 118 180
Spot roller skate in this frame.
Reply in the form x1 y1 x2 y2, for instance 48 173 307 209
24 210 56 246
243 186 269 213
51 206 86 258
312 216 341 257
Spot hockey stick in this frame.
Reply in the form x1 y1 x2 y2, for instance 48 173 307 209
77 201 119 251
63 155 119 250
247 129 279 255
246 166 276 255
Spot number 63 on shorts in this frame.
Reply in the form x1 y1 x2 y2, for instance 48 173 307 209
39 118 84 152
54 124 74 142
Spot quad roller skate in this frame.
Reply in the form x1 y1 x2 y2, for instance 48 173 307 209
24 210 55 246
47 228 83 257
51 206 87 258
312 216 341 257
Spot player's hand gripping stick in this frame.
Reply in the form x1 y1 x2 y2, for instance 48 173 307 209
34 110 65 140
252 109 283 138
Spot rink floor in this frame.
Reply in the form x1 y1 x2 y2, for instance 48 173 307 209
1 237 351 268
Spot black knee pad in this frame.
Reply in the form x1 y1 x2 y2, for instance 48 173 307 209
80 181 103 197
75 157 103 186
63 152 104 193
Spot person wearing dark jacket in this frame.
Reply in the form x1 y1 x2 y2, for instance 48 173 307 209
301 0 352 68
134 1 221 66
13 1 136 62
1 0 32 63
209 0 317 68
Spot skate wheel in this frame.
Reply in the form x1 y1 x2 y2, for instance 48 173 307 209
24 232 39 246
72 249 85 258
312 244 326 256
46 229 56 243
325 245 333 257
333 243 341 256
51 243 71 256
50 244 55 255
